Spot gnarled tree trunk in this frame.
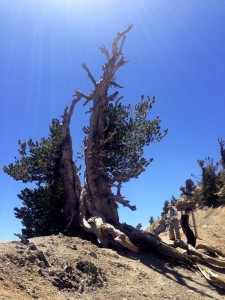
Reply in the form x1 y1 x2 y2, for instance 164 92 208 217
60 25 139 251
59 100 82 228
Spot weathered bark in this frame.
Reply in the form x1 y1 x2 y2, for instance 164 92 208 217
76 25 137 248
174 240 225 268
190 246 225 268
58 25 138 250
82 25 134 224
196 243 225 259
59 99 82 228
197 265 225 289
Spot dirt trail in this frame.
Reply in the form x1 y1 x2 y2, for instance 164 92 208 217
0 207 224 299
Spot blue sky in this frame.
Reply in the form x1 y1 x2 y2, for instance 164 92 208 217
0 0 225 240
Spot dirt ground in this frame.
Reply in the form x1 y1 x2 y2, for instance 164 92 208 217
0 206 224 300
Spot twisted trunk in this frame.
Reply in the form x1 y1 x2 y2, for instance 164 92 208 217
59 100 82 228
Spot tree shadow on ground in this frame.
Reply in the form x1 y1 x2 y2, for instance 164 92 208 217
116 247 224 299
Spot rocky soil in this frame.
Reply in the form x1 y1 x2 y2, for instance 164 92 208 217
0 206 225 300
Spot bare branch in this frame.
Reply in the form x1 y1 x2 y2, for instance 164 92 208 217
83 93 94 106
110 81 124 88
99 46 111 62
115 96 124 104
85 107 93 114
113 195 136 211
61 94 81 129
117 36 126 58
99 130 117 145
107 91 119 101
74 90 94 106
110 174 130 183
82 63 97 87
67 93 83 120
112 24 133 58
113 57 129 73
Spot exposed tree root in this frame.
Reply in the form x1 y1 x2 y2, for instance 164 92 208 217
189 245 225 268
82 217 139 253
174 240 225 268
196 243 225 259
120 224 194 267
197 265 225 289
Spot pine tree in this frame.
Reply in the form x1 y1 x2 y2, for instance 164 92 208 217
3 119 66 237
197 157 219 206
4 26 170 254
149 216 154 224
179 179 196 200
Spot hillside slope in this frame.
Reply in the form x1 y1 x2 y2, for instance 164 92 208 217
159 206 225 254
0 207 225 300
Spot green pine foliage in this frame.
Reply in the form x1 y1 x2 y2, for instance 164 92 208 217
15 179 66 237
4 96 167 237
135 223 142 230
3 119 63 184
3 119 66 237
179 179 196 200
197 157 220 206
149 216 155 224
105 95 167 182
216 170 225 203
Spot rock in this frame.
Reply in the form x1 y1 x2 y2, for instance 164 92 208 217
28 243 38 251
37 268 48 277
202 225 208 228
78 283 84 293
37 268 46 277
36 250 50 267
63 264 73 273
68 244 77 250
48 269 60 276
26 254 36 263
143 291 147 297
89 251 97 259
37 261 46 269
16 250 25 255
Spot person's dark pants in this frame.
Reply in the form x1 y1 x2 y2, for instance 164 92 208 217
186 229 196 247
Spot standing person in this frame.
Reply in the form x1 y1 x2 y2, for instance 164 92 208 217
167 204 180 240
180 207 196 248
